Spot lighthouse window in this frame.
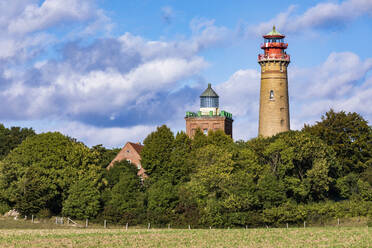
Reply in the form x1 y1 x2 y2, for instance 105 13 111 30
269 90 274 100
201 97 219 108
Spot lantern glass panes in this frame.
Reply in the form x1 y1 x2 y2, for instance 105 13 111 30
200 97 219 108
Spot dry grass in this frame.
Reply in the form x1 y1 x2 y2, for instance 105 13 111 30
0 226 370 248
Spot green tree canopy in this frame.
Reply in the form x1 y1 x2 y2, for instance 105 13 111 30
0 124 35 160
303 109 372 176
0 132 102 215
141 125 175 179
262 131 338 202
62 177 101 219
103 161 144 224
91 144 120 169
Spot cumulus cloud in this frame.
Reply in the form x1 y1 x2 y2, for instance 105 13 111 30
249 0 372 35
30 120 156 148
0 44 207 120
217 69 260 118
7 0 98 34
58 122 157 148
0 0 110 60
0 16 231 134
289 52 372 123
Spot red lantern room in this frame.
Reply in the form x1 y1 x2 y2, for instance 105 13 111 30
258 26 290 62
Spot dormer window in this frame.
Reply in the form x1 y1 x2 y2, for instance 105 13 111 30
269 90 274 100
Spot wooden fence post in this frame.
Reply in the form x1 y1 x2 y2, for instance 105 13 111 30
286 223 288 229
32 215 34 223
304 221 306 228
86 219 88 228
104 220 107 228
168 224 170 229
338 218 340 226
188 225 191 230
126 223 128 230
148 223 150 230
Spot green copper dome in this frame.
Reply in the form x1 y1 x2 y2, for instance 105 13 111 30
264 26 285 38
200 83 219 97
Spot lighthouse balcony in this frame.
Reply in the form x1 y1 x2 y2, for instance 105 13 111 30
258 54 290 62
260 42 288 49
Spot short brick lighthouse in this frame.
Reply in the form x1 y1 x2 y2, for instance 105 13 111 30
258 26 290 137
185 83 233 138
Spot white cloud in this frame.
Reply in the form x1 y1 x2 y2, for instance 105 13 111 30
288 52 372 129
0 0 110 60
290 52 372 100
8 0 98 34
0 15 231 121
250 0 372 35
217 69 260 117
56 121 156 148
50 56 207 115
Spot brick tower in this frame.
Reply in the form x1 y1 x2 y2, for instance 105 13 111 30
258 26 290 137
185 83 233 138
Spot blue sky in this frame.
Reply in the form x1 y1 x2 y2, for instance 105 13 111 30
1 0 372 147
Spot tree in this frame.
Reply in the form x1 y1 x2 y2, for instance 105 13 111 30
14 167 52 215
103 161 144 224
168 132 193 183
146 178 178 224
62 178 101 219
141 125 174 179
91 144 120 169
0 124 35 160
191 128 208 150
0 132 103 215
303 109 372 177
263 131 338 202
256 173 286 208
207 130 234 148
185 144 235 226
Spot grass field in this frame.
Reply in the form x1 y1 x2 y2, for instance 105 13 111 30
0 226 370 247
0 217 370 247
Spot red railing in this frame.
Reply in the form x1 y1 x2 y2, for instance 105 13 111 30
258 54 290 62
260 42 288 49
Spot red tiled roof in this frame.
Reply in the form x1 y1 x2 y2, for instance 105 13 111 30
128 142 143 155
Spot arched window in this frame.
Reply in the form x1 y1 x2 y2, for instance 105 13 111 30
269 90 274 100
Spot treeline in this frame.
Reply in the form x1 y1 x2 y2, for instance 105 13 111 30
0 109 371 227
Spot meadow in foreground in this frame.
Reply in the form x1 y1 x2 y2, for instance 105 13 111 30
0 227 370 248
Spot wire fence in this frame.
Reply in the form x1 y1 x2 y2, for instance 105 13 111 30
19 215 370 230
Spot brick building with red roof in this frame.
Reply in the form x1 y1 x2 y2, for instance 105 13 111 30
107 142 147 178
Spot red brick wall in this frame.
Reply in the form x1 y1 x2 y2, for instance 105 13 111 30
107 142 146 177
185 116 233 138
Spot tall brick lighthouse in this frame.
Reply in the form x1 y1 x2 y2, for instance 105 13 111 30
258 26 290 137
